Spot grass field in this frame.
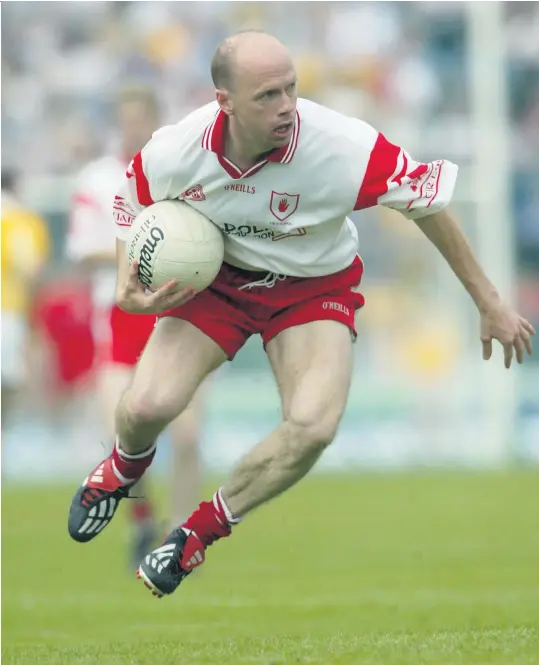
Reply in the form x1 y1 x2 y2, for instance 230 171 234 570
2 471 539 664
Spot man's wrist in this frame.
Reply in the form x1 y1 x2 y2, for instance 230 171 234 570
468 282 502 313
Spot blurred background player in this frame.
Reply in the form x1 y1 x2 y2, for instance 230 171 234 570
1 170 51 425
66 86 206 567
27 259 95 430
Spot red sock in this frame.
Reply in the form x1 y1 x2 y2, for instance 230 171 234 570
183 489 240 547
111 439 156 484
130 498 154 523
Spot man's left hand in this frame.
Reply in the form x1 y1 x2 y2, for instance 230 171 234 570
480 302 535 368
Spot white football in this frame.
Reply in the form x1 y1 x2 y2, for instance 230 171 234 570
126 200 224 293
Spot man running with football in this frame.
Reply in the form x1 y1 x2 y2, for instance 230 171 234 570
68 31 535 598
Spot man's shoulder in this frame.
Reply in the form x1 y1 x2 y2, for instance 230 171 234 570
149 102 218 152
143 102 218 170
176 101 220 131
297 98 378 150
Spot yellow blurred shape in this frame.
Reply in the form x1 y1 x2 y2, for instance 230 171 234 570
398 321 460 378
1 200 51 314
144 24 190 65
295 54 326 96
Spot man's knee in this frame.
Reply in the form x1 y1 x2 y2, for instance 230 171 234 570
283 408 341 455
117 384 183 431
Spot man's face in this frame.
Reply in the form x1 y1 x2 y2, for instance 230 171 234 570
223 57 298 155
118 100 158 158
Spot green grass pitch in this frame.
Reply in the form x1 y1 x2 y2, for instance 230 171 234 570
2 471 539 664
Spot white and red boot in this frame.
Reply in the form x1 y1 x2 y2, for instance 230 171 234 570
68 440 156 543
137 489 239 598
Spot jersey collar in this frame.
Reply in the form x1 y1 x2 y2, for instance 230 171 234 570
202 108 300 180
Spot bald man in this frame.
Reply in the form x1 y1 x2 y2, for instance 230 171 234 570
68 31 534 598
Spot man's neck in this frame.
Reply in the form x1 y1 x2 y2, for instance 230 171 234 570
225 117 266 170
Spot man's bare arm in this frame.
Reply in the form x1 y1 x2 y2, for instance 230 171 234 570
414 208 499 312
414 208 535 367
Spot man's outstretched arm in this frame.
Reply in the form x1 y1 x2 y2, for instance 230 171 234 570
414 207 535 368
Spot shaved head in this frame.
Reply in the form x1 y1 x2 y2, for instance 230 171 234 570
211 31 291 91
211 30 298 161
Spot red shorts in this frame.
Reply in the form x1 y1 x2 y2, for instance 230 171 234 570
30 280 95 391
105 305 157 366
159 256 365 360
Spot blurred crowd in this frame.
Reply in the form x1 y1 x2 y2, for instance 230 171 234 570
2 1 539 435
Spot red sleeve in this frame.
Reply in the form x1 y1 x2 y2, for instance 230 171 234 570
132 151 155 206
113 157 152 240
354 133 428 211
353 132 458 219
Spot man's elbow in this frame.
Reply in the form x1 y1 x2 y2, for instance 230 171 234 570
412 205 453 226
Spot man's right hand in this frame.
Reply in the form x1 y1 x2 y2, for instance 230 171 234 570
116 260 197 314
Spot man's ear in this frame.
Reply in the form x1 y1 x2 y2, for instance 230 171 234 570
216 89 234 116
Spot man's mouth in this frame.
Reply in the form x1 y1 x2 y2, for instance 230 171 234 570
274 122 293 136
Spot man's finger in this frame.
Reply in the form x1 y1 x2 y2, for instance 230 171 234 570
152 279 180 298
163 286 197 309
129 260 139 278
521 330 533 357
503 342 513 369
513 336 524 365
120 261 144 297
520 318 536 336
126 260 146 290
150 285 196 311
482 338 492 361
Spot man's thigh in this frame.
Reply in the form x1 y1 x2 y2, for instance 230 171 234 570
266 319 354 432
128 317 226 413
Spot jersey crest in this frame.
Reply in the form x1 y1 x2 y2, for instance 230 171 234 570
181 184 206 202
269 191 300 223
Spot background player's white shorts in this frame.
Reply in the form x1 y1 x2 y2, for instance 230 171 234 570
1 312 26 388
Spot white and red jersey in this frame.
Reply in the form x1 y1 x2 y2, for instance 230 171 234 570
114 99 458 277
68 155 127 310
69 154 126 262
